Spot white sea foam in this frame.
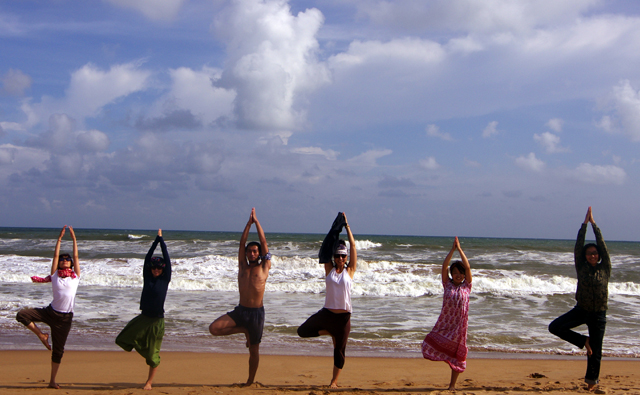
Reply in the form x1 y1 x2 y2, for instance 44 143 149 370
353 240 382 250
127 234 146 240
2 253 640 298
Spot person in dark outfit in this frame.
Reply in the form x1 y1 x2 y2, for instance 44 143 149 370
549 207 610 391
16 225 80 389
116 229 171 390
297 212 357 388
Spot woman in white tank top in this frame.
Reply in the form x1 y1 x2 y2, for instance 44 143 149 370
16 225 80 389
297 212 357 388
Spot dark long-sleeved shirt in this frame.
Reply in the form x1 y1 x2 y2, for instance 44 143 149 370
319 212 347 263
574 223 611 312
140 235 171 318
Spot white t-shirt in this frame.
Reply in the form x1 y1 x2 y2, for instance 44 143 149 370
324 267 352 312
50 271 80 313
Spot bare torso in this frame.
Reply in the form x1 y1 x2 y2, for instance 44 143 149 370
238 263 269 308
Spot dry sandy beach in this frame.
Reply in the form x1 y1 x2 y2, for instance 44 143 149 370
0 351 638 395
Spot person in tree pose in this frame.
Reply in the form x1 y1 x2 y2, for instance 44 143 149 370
116 229 171 390
421 236 472 391
549 206 610 391
297 212 357 388
17 225 80 389
209 208 272 385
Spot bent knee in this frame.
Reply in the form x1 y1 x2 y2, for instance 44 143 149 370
548 321 561 335
208 322 219 336
16 310 31 326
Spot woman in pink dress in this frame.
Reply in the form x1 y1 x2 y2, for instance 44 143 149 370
422 236 472 391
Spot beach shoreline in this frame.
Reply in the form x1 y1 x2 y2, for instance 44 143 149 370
1 350 639 394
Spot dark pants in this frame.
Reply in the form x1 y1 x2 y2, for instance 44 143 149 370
16 305 73 363
549 306 606 385
297 308 351 369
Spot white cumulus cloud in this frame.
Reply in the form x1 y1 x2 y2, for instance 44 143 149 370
164 66 236 126
25 62 151 126
534 131 569 153
426 124 453 141
546 118 564 133
329 38 445 67
213 0 330 131
419 156 440 170
567 163 626 185
599 80 640 142
348 148 392 167
482 121 499 138
515 152 545 172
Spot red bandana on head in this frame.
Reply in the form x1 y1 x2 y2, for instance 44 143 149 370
31 268 77 283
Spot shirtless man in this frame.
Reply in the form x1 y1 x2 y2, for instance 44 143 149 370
209 208 271 385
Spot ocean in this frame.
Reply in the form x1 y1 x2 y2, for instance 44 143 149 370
1 227 639 358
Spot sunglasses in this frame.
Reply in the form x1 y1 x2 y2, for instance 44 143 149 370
586 251 599 256
59 257 71 261
333 254 347 259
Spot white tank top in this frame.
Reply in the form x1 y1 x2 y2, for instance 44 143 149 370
50 271 80 313
324 267 352 312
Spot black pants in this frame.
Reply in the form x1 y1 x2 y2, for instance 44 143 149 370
17 305 73 363
549 306 606 385
297 308 351 369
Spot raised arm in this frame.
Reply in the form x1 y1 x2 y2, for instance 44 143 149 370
345 214 357 278
441 238 457 287
144 231 162 280
575 207 591 268
51 226 66 275
457 238 472 284
590 210 611 275
158 229 171 281
68 226 80 276
238 208 254 269
252 209 271 271
319 212 347 264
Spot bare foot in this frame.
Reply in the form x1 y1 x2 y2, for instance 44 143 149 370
48 382 60 389
143 381 153 390
241 380 254 387
585 337 593 356
330 382 339 389
587 383 596 391
448 386 457 391
38 333 51 351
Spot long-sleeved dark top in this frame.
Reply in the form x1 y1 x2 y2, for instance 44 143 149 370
574 223 611 312
318 212 346 263
140 235 171 318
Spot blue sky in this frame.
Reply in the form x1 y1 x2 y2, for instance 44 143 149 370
2 0 640 240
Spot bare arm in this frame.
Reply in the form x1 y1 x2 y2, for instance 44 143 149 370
253 209 271 272
345 214 357 278
51 226 66 275
68 226 80 276
441 238 456 287
457 238 472 284
238 208 254 269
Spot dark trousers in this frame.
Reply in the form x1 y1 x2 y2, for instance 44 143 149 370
16 305 73 363
297 308 351 369
549 306 606 385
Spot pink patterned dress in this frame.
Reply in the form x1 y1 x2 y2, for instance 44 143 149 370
422 280 472 372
